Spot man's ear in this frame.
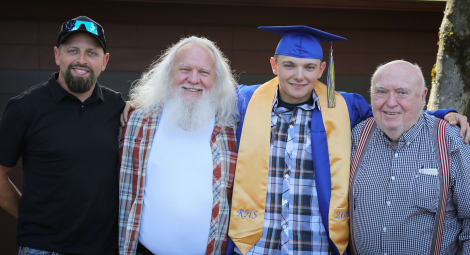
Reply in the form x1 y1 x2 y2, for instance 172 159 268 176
269 57 278 75
102 52 110 71
318 61 327 78
54 46 61 66
422 87 428 107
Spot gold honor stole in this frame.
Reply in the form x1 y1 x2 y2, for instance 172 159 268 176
228 77 351 255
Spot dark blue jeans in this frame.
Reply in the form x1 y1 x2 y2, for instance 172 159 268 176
18 246 64 255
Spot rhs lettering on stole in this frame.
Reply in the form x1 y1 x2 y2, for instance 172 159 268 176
237 209 258 219
335 208 348 220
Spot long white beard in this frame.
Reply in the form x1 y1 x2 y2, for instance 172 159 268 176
164 87 216 132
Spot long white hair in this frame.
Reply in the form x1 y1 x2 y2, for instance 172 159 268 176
129 36 238 127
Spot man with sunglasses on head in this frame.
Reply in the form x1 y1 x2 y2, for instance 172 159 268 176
0 16 124 255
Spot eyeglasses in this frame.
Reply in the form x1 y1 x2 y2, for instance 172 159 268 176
63 20 103 36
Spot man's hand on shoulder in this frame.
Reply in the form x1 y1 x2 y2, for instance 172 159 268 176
120 101 137 127
444 112 470 144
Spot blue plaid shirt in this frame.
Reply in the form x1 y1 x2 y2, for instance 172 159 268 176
236 91 330 254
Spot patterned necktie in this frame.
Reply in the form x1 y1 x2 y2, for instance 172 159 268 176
280 111 296 254
280 169 291 254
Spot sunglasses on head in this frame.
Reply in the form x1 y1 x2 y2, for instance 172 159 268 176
63 20 102 36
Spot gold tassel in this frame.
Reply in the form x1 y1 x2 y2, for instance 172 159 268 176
327 43 336 108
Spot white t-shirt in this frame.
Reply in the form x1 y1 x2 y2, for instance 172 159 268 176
138 108 214 254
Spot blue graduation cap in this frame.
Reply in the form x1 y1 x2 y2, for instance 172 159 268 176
258 25 346 59
259 25 347 107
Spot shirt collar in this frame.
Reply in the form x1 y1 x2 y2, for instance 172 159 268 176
48 72 105 103
272 87 320 113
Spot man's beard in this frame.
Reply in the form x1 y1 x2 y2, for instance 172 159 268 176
164 85 216 132
63 64 96 93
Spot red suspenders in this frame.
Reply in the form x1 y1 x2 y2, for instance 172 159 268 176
432 119 451 255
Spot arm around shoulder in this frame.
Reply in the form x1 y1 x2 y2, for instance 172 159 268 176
339 92 372 128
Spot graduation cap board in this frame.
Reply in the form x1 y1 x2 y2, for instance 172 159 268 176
258 25 347 107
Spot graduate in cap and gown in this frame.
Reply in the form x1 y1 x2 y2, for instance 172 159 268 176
226 25 455 255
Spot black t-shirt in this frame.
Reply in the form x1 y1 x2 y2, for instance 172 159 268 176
0 73 125 254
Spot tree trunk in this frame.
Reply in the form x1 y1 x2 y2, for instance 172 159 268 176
427 0 470 117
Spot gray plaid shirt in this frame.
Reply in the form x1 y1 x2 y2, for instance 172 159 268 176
350 113 470 254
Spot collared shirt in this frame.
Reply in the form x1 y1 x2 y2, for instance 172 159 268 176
351 113 470 254
119 109 237 255
239 91 330 254
0 73 125 254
